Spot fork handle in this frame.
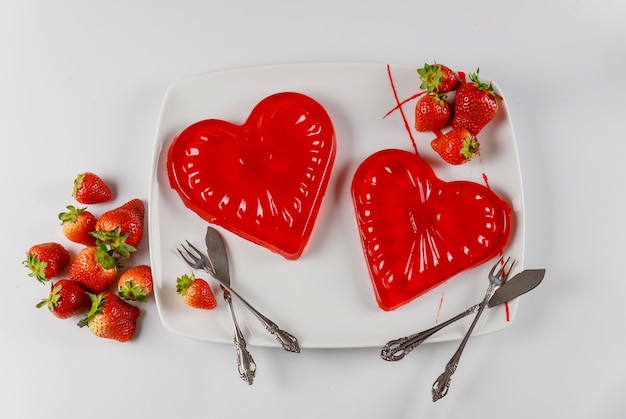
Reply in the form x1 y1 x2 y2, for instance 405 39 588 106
380 303 480 361
206 269 301 353
432 288 493 402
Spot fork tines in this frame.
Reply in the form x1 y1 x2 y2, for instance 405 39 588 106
490 256 515 279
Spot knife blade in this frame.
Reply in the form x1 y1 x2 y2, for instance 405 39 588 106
487 268 545 307
205 226 231 285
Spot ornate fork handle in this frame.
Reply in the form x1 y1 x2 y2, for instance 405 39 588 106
380 303 480 361
431 284 496 402
204 268 301 353
223 290 256 384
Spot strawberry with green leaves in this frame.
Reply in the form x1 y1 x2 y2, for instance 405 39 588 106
430 128 480 165
414 93 451 132
37 279 91 319
23 242 70 283
176 273 217 310
58 205 97 246
452 69 502 135
73 172 112 204
78 292 140 342
117 265 153 301
383 62 459 121
68 246 119 293
417 62 460 93
93 199 145 258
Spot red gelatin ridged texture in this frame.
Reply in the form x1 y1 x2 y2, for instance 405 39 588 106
167 92 336 259
351 149 512 311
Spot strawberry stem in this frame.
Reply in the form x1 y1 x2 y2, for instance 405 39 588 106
23 253 49 284
469 68 502 101
36 282 62 310
417 62 444 93
90 227 137 259
72 173 86 197
77 292 105 327
58 205 87 223
460 136 480 161
176 273 196 295
118 281 147 301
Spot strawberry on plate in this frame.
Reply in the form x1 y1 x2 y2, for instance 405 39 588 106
430 128 480 165
417 62 460 93
414 93 451 132
451 68 502 135
92 199 145 258
23 242 70 283
176 273 217 310
36 279 91 319
73 172 112 204
117 265 153 301
77 292 140 342
58 205 97 246
68 246 119 294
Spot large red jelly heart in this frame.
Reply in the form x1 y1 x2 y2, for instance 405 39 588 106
351 149 512 311
167 92 336 260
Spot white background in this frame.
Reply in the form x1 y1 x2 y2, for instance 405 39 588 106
1 1 625 418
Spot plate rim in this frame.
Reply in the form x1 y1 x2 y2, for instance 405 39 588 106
148 62 526 349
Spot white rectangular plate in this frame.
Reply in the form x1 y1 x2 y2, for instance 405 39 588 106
148 63 525 349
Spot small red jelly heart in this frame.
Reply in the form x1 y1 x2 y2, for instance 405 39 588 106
351 149 512 311
167 92 336 259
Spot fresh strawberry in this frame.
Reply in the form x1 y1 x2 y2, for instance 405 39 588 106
119 198 145 222
68 246 119 293
23 242 70 283
451 69 502 135
414 93 451 132
77 292 140 342
58 205 97 246
36 279 91 319
176 273 217 310
417 62 460 93
430 128 480 165
73 172 112 204
117 265 153 301
92 199 144 257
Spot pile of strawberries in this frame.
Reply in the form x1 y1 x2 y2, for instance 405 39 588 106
412 62 502 165
23 172 219 342
24 173 149 342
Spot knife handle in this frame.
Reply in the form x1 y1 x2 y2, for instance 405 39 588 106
224 290 256 385
380 303 480 361
205 268 301 353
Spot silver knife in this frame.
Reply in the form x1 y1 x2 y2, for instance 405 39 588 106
488 268 545 307
205 227 232 287
205 227 257 385
380 268 546 361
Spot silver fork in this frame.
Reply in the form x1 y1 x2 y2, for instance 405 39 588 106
177 242 301 353
431 256 514 402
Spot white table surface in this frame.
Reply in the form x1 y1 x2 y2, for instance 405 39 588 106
2 1 625 418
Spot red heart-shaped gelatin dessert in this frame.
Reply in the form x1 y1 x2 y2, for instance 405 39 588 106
351 149 512 311
167 92 336 260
